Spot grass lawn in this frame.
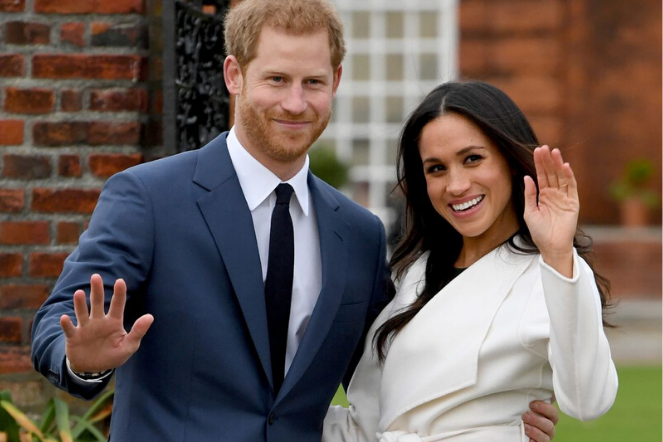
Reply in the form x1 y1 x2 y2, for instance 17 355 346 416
331 365 662 441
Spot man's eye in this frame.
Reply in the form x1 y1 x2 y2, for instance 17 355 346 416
271 77 283 82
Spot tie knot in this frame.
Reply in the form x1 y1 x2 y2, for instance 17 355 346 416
275 183 294 205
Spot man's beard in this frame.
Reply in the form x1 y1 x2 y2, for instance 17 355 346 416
239 94 331 163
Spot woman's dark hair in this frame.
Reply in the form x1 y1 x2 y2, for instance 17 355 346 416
374 80 613 362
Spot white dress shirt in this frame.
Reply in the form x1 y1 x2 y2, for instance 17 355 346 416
226 128 323 375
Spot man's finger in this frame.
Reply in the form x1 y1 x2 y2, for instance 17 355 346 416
530 400 560 425
72 290 89 327
124 314 155 352
60 314 76 339
524 424 550 442
108 278 127 320
89 274 106 318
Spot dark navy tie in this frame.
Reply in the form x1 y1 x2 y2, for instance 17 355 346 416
264 183 294 394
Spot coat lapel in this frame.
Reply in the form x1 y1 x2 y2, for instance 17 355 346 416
193 134 273 387
379 245 536 430
278 175 349 401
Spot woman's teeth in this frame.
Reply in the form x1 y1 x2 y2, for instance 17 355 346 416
452 195 484 212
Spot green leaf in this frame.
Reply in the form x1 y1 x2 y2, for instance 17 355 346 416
80 391 113 422
52 399 73 442
69 417 106 442
0 401 43 439
72 390 113 438
38 401 55 435
0 391 20 442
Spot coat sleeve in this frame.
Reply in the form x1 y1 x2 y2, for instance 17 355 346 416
342 215 391 388
541 249 618 420
30 170 155 400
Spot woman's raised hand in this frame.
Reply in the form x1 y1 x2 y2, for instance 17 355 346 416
523 146 579 278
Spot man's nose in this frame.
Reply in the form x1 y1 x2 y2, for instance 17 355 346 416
281 85 307 115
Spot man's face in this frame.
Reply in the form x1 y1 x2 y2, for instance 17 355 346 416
232 26 341 174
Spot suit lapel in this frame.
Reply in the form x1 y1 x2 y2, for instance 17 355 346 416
193 134 273 387
278 175 349 400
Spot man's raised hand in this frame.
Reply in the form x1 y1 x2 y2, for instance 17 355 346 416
60 274 154 373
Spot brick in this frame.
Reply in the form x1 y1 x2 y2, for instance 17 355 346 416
491 0 562 33
95 0 145 14
0 284 49 309
0 317 22 343
33 54 147 81
90 88 148 112
487 76 561 114
0 379 43 408
0 253 22 277
4 88 54 114
2 154 51 179
34 0 92 13
459 39 488 75
492 38 561 73
459 0 488 33
88 122 142 145
5 21 50 45
29 252 68 277
58 154 82 177
0 221 50 245
57 221 80 244
33 121 88 146
0 120 24 145
0 347 32 374
0 54 24 77
35 0 145 14
61 89 83 112
60 22 85 47
0 189 24 212
91 22 147 48
0 381 45 407
32 188 100 213
0 0 24 12
89 153 142 177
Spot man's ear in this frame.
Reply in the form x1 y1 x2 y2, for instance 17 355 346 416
224 55 243 96
331 64 343 97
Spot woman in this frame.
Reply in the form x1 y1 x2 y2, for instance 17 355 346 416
323 81 618 442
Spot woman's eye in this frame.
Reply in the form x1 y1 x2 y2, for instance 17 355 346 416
426 164 445 174
465 154 482 164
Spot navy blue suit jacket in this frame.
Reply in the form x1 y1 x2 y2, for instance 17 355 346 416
31 133 390 442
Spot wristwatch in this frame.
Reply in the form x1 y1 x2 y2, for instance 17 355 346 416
66 357 113 380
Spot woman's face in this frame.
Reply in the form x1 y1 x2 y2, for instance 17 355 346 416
418 112 519 246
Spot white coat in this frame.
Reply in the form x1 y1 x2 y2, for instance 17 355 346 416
323 243 618 442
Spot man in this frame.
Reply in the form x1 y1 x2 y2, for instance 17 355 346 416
31 1 558 441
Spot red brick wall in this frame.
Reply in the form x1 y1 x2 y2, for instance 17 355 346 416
0 0 155 409
459 0 662 226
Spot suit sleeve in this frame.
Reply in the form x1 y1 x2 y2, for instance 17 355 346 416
342 215 391 389
541 250 618 420
31 170 155 400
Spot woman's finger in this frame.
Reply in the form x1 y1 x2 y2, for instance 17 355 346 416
540 146 559 188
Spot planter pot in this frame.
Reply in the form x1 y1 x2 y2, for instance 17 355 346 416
619 198 651 227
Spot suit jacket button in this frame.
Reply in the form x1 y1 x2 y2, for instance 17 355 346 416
268 413 276 425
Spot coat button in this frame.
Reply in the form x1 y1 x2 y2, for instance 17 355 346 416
268 413 275 425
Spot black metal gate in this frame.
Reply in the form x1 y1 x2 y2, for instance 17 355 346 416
163 0 231 153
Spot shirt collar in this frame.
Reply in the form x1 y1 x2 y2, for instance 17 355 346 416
226 127 310 215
